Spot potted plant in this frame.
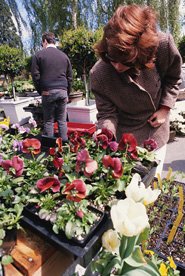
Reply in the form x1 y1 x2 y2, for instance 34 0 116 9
0 45 34 125
59 27 103 123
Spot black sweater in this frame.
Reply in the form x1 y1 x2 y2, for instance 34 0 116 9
31 47 72 95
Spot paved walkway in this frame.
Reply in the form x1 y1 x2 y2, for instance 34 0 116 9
162 136 185 183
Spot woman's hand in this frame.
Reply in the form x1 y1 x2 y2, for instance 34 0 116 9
148 106 170 128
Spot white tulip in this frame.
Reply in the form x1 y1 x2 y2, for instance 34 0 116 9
102 229 120 254
125 173 161 205
110 198 149 237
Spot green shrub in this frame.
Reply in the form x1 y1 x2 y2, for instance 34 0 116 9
7 80 34 94
178 36 185 62
0 45 25 81
60 26 103 78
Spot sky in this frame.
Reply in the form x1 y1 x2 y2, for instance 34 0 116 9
11 1 32 54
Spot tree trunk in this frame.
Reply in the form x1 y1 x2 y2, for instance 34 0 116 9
72 0 78 29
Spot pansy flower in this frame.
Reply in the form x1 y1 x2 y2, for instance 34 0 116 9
29 118 37 128
53 156 64 170
102 155 123 179
13 140 23 152
1 155 24 177
143 138 158 152
49 147 56 156
68 131 86 152
93 128 114 150
118 133 138 159
63 179 86 202
22 138 41 155
109 141 119 152
36 176 61 192
75 149 98 177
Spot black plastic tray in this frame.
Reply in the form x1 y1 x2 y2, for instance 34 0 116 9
21 211 110 260
23 204 105 246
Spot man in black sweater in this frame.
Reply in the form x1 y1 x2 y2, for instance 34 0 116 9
31 31 72 141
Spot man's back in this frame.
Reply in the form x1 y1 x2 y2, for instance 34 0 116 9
31 47 72 93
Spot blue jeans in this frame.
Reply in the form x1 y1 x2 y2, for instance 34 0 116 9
42 89 68 141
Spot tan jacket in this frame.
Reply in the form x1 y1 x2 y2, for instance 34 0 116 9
90 32 182 148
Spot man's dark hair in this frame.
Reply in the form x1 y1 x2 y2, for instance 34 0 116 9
42 32 56 44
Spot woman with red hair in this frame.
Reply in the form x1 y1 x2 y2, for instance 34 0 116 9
90 4 182 175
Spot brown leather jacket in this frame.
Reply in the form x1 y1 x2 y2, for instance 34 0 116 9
90 32 182 148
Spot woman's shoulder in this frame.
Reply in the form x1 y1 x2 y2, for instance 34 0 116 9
158 31 176 51
90 59 111 75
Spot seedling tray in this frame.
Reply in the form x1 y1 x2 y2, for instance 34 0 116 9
23 204 104 246
148 181 185 274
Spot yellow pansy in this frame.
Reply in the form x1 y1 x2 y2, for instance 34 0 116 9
144 249 155 256
167 256 177 269
159 263 168 276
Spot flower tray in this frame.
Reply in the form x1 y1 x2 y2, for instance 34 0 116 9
148 181 185 274
22 204 105 245
67 122 96 134
53 122 96 135
21 207 109 261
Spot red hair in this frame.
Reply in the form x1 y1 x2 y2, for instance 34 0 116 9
94 4 159 69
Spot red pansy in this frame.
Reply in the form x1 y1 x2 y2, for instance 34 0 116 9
63 179 86 202
22 138 41 155
36 176 61 192
102 155 123 179
1 156 24 177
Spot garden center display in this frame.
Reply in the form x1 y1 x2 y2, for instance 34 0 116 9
0 120 184 275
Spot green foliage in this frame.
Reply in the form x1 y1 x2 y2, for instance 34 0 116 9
0 45 25 80
7 80 34 94
24 56 32 73
60 26 103 78
178 35 185 62
0 0 22 48
72 69 85 92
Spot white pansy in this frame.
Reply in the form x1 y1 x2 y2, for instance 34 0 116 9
125 173 161 205
110 198 149 237
102 229 120 254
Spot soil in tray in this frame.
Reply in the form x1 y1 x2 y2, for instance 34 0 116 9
23 205 104 246
164 225 185 245
157 240 185 265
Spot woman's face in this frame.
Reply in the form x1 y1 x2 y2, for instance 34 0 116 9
110 61 130 73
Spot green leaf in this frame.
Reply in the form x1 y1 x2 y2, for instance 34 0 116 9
137 227 150 245
123 262 160 276
65 221 74 239
116 179 126 192
1 255 14 265
52 224 59 234
125 246 146 267
119 235 128 259
101 256 120 276
0 229 5 240
124 235 138 259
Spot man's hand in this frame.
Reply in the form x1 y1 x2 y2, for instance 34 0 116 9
148 106 170 128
